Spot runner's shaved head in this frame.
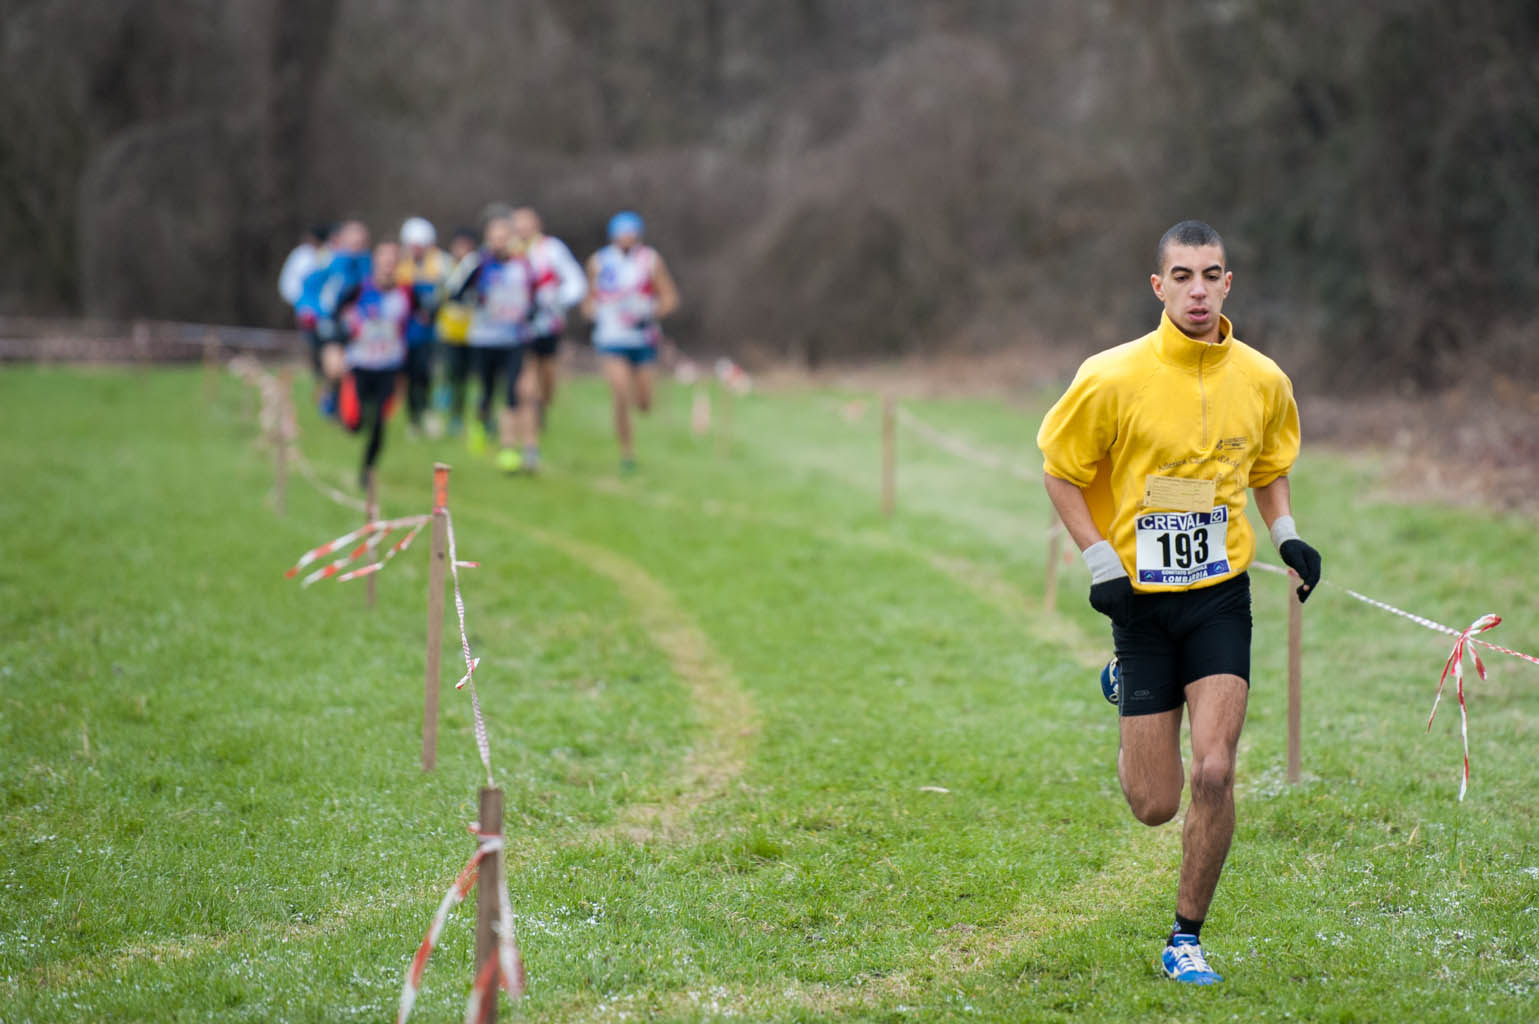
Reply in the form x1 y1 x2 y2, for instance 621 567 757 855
1156 220 1226 274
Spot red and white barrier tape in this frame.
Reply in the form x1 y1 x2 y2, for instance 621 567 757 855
283 515 431 585
446 509 494 786
231 358 375 514
397 827 525 1024
1428 614 1498 802
1251 561 1539 666
1253 560 1535 798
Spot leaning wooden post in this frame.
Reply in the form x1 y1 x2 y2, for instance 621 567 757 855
1287 573 1303 784
273 366 293 517
423 463 451 772
1043 515 1064 609
473 786 505 1022
881 395 896 518
365 470 379 610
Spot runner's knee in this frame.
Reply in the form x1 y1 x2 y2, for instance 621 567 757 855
1123 771 1182 826
1129 791 1180 827
1189 754 1234 802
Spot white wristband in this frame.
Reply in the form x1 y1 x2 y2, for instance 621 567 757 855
1269 514 1301 551
1081 540 1128 584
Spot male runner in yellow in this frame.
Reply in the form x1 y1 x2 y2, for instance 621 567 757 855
1037 220 1323 985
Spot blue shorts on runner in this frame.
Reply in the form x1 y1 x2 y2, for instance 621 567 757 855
597 344 657 367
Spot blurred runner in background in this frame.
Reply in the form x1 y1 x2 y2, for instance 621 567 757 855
289 224 334 383
446 216 539 473
434 227 479 437
394 216 449 438
584 211 679 473
278 223 329 310
511 206 586 431
336 241 412 489
300 220 370 415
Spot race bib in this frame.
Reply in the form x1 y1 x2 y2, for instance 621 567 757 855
1135 507 1231 586
488 280 530 323
355 318 403 365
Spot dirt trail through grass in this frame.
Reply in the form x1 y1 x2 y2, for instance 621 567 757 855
458 506 759 844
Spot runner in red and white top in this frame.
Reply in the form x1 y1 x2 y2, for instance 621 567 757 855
583 211 679 473
511 207 586 434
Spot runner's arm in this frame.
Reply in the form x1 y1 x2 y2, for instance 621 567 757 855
1044 472 1106 551
1251 475 1291 529
1253 475 1323 599
581 256 599 319
652 255 680 319
1045 470 1132 620
552 239 587 309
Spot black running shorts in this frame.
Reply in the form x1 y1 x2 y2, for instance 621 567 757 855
529 333 560 359
1112 572 1252 717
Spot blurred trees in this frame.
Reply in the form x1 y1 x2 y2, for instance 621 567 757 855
1 0 1534 390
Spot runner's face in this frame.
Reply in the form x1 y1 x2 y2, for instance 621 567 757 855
337 222 368 253
373 243 399 283
484 219 511 256
511 210 539 242
1151 243 1231 342
614 230 639 251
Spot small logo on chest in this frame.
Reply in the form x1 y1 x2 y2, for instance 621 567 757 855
1216 436 1249 452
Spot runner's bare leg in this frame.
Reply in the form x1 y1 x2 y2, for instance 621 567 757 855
1118 707 1185 826
1177 673 1248 920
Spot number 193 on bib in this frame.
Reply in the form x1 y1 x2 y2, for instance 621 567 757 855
1135 507 1231 586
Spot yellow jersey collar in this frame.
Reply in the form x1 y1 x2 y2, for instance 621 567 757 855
1153 311 1234 370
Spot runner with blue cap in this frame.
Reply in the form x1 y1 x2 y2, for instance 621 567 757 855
583 210 680 473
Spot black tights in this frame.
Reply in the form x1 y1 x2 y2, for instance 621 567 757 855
353 368 397 478
475 345 525 429
404 342 434 427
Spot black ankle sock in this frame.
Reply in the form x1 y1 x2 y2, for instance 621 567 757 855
1172 914 1203 941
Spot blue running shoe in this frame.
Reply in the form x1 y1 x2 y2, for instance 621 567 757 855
1161 934 1222 985
1099 656 1120 705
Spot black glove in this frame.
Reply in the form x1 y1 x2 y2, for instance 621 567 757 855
1089 575 1136 626
1279 538 1322 603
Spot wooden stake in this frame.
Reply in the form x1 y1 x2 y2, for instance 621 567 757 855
1044 516 1063 610
423 463 450 772
365 469 379 610
273 366 292 517
881 395 896 518
1287 574 1303 784
475 786 505 1024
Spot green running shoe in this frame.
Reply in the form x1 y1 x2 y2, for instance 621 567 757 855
495 447 523 474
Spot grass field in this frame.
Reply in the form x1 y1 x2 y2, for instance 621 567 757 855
2 364 1537 1023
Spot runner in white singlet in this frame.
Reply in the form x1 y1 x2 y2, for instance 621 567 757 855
583 211 679 473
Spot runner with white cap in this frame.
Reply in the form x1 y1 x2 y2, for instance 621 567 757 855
395 217 450 437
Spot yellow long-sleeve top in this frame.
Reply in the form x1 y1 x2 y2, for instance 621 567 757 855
1037 312 1300 592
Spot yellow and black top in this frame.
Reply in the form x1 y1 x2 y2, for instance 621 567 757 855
1037 312 1300 592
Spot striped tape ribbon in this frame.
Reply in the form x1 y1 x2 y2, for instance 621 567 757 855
446 509 494 787
397 828 525 1024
